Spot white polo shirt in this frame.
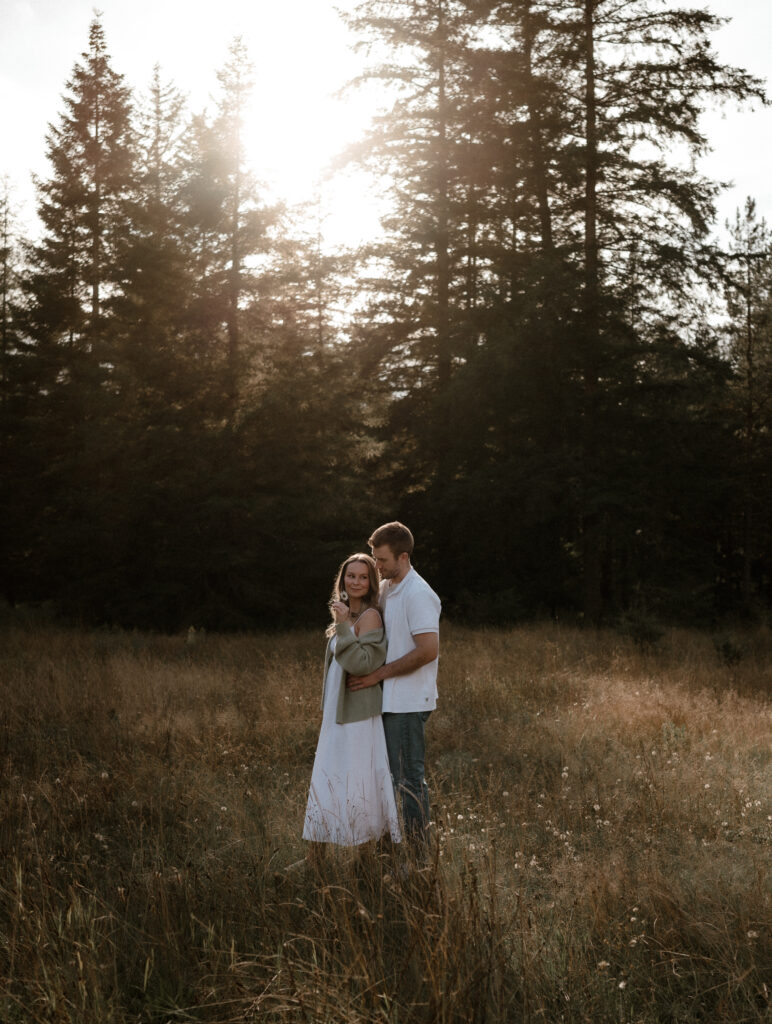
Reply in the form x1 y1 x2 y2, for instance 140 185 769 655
380 567 441 713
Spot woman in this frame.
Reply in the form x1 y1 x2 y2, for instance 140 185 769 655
302 553 401 848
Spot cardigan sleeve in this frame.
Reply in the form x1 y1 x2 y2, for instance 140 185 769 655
333 621 387 676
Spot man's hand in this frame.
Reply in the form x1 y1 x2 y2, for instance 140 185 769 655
347 667 384 691
347 633 438 692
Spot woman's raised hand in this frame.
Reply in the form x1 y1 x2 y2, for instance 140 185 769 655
330 600 350 623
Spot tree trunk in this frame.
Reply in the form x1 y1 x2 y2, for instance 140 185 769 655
436 0 451 392
227 184 240 418
91 94 102 341
0 193 9 407
522 2 554 258
741 254 755 610
581 0 603 625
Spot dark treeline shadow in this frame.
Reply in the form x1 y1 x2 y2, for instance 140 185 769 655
1 3 771 631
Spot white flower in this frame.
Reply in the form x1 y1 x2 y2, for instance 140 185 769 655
618 980 627 990
339 590 348 602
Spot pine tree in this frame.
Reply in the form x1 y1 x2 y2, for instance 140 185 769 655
0 180 21 411
112 65 210 414
182 38 279 422
344 0 765 620
15 16 137 616
723 199 772 612
0 179 34 605
24 17 135 361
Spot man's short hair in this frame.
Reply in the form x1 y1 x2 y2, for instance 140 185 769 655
369 521 414 558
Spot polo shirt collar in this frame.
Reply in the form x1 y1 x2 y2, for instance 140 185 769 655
384 566 413 598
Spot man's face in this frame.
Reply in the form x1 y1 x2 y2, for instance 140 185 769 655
371 544 406 582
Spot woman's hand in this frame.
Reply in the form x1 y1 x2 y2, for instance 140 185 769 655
330 600 350 624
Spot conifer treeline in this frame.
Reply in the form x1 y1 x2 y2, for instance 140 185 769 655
1 3 771 630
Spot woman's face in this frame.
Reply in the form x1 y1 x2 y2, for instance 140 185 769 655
343 561 371 602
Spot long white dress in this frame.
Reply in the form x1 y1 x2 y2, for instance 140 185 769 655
303 636 401 846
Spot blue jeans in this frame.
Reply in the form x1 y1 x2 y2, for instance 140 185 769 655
382 711 431 845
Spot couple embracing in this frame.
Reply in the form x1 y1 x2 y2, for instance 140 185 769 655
302 521 441 856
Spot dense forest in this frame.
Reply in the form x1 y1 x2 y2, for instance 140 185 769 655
1 0 771 631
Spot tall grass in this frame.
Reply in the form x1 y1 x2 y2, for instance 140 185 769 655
0 622 769 1022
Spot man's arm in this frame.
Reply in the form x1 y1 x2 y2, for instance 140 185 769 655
346 632 438 691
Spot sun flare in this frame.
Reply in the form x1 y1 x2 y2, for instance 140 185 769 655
221 0 386 246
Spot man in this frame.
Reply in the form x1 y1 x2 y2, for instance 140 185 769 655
347 521 441 849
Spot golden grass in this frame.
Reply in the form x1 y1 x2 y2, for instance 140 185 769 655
0 622 769 1022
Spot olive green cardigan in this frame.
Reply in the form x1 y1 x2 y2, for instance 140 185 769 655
322 620 387 725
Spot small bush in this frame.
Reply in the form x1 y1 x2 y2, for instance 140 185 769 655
713 633 745 666
616 609 666 650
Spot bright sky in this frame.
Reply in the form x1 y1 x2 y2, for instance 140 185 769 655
1 0 771 246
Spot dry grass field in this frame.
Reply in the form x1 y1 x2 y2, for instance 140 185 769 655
0 621 770 1023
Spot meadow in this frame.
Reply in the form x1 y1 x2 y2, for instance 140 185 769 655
0 620 769 1023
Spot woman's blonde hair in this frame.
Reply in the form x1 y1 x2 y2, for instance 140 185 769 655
326 553 380 636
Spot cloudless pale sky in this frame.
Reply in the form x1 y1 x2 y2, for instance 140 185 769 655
1 0 771 245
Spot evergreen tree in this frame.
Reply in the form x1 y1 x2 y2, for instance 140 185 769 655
15 16 136 616
553 0 762 619
24 17 135 361
0 180 21 411
345 0 765 620
182 38 279 422
723 199 772 612
0 180 34 605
